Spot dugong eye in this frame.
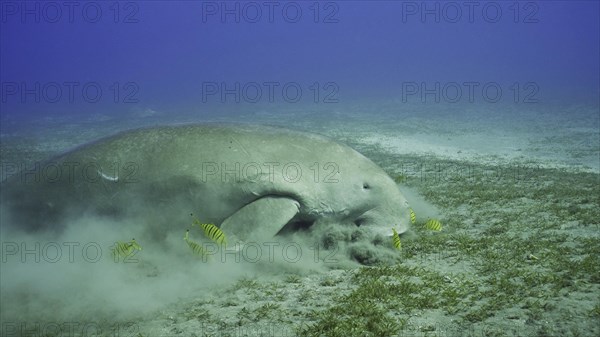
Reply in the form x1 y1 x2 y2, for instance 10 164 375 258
362 183 370 190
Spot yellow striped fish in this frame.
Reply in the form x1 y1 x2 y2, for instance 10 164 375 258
409 208 416 225
192 217 226 245
111 239 142 260
184 230 208 257
392 228 402 250
424 219 442 231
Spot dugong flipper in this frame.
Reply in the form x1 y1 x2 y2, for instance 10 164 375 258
1 124 411 241
220 196 300 243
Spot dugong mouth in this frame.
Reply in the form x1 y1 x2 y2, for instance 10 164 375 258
354 207 408 238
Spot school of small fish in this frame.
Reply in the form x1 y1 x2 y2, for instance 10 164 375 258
111 209 439 259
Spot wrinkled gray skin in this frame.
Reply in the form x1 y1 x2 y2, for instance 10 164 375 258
1 124 410 241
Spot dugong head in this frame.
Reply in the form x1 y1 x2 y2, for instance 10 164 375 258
345 158 411 238
305 147 411 239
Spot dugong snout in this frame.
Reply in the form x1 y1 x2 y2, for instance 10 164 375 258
355 204 410 238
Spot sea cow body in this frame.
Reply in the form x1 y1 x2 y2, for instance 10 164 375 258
1 124 411 241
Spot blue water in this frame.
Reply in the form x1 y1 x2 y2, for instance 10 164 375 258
1 1 598 121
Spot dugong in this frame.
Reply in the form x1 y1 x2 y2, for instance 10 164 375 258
1 124 410 241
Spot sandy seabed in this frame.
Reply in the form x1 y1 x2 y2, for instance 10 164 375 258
1 101 599 336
